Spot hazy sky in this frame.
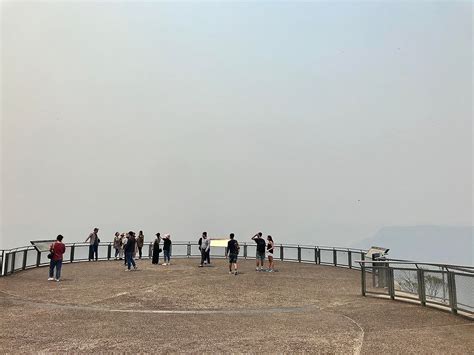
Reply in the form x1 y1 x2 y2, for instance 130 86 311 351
1 1 472 249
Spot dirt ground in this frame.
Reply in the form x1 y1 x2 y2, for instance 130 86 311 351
0 258 472 353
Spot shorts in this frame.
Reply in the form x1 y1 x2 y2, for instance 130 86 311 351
228 253 238 263
267 253 274 259
256 251 265 261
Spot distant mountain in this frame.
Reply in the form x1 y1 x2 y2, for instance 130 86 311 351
352 226 473 265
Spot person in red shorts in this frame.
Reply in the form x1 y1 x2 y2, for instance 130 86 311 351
48 235 66 282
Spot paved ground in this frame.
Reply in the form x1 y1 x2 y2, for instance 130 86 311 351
0 258 472 353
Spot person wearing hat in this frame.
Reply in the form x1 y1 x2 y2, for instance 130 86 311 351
162 234 172 265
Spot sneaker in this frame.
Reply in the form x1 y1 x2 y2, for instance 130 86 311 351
199 265 204 268
47 277 54 281
268 269 274 272
256 268 259 271
234 271 238 275
162 263 167 266
55 278 60 282
229 271 233 274
125 269 130 272
133 266 137 270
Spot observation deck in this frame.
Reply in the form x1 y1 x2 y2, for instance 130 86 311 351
0 243 472 353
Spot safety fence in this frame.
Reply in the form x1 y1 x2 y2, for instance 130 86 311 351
0 242 366 276
357 260 474 317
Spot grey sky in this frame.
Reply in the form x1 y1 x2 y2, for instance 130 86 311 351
1 1 472 249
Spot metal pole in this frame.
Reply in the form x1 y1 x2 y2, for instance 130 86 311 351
22 250 28 270
333 249 337 266
314 247 318 264
107 244 111 260
388 268 395 300
70 245 75 263
417 269 426 306
11 252 16 274
348 251 352 269
297 246 301 262
447 272 458 314
361 265 366 296
187 242 191 257
4 253 10 276
244 243 247 259
280 245 284 261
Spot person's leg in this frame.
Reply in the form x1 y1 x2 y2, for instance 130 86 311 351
138 247 142 259
131 255 136 268
56 260 62 280
49 260 55 279
200 250 205 266
126 252 131 269
206 250 210 264
94 244 98 261
89 245 93 261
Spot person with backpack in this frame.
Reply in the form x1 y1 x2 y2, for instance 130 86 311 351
48 235 66 282
199 232 211 267
124 231 137 271
252 232 266 271
226 233 240 275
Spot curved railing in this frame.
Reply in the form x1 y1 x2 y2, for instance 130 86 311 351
1 241 472 318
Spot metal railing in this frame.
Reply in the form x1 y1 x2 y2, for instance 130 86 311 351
357 260 474 317
0 242 366 276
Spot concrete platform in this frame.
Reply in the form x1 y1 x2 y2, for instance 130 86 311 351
0 259 472 353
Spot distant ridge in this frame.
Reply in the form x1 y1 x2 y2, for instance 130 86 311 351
352 226 473 265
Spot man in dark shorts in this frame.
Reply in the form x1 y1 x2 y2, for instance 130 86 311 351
252 232 266 271
226 233 239 275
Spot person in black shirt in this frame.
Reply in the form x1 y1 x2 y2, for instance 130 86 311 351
252 232 266 271
124 231 137 271
225 233 240 275
162 234 172 265
267 235 275 272
152 233 161 265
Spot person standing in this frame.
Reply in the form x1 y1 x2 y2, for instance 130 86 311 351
113 232 121 259
225 233 240 275
152 233 161 265
137 231 145 259
48 235 66 282
85 228 99 261
252 232 266 271
199 232 211 267
124 231 137 271
266 235 275 272
162 234 172 265
120 233 126 263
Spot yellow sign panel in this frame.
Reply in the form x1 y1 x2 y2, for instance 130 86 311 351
210 239 229 247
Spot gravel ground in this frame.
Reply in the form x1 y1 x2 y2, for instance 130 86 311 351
0 258 472 353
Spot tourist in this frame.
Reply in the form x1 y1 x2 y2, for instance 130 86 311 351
124 231 137 271
199 232 211 267
48 235 66 282
120 233 126 263
137 231 145 259
113 232 121 259
162 234 172 265
85 227 99 261
267 235 275 272
152 233 161 265
251 232 266 271
225 233 240 275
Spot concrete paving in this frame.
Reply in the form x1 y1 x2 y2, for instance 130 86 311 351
0 258 472 353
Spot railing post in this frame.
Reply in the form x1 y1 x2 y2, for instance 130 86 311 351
187 242 191 257
317 248 321 264
36 250 41 267
70 245 75 262
333 249 337 266
107 244 111 260
11 252 16 274
314 247 318 264
361 264 366 296
22 250 28 270
417 269 426 306
4 253 10 276
348 251 352 269
447 271 458 314
244 243 247 259
280 245 284 261
388 267 395 300
0 250 4 276
297 246 301 262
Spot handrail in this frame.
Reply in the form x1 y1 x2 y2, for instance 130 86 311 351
355 260 474 273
